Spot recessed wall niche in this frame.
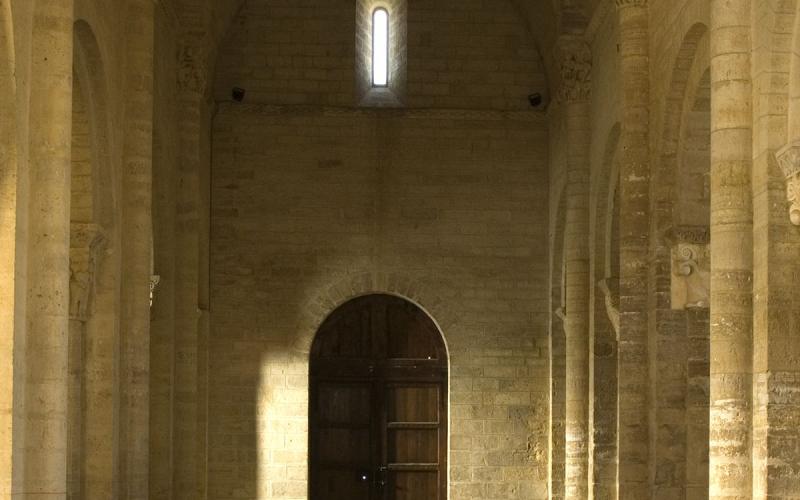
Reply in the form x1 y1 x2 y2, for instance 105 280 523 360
356 0 407 106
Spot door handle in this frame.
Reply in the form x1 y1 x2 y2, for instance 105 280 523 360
377 466 388 487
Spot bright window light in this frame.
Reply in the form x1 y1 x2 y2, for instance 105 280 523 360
372 9 389 86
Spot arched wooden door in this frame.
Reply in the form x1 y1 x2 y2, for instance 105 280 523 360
310 295 448 500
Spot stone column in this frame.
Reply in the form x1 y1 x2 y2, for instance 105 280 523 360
0 1 19 495
615 1 651 498
24 0 74 496
709 1 753 498
67 223 107 500
768 143 800 498
173 40 207 500
555 38 592 500
119 0 154 497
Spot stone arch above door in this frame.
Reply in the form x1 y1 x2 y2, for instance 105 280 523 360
291 272 458 356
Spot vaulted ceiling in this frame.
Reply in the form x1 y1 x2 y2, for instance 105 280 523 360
195 0 603 101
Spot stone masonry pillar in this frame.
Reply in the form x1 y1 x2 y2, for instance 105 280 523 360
23 0 74 497
709 1 753 498
120 0 154 497
173 39 207 500
555 38 592 500
67 223 107 500
615 1 651 498
0 0 19 495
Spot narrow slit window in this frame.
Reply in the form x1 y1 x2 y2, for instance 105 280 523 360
372 9 389 86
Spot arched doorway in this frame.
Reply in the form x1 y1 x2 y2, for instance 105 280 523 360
310 294 448 500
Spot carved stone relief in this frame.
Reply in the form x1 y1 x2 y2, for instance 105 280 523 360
150 274 161 308
615 0 648 8
177 42 208 95
775 141 800 226
69 223 107 322
554 38 592 104
667 225 710 309
597 278 620 337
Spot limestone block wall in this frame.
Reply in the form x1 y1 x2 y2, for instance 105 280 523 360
209 104 550 500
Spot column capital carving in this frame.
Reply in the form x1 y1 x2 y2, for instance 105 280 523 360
554 38 592 104
615 0 647 9
69 223 108 322
775 141 800 226
665 225 710 245
149 275 161 308
177 42 208 95
671 242 710 310
597 278 620 337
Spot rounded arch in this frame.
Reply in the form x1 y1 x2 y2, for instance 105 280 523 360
656 23 709 239
593 122 621 282
675 63 710 228
72 19 116 231
308 293 449 500
292 272 457 356
311 293 447 363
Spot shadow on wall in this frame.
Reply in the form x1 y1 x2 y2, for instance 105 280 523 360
255 272 456 498
210 271 456 499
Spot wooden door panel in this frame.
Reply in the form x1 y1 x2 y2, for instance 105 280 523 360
315 307 373 359
311 382 374 500
388 429 439 463
387 386 439 423
316 467 371 500
311 295 447 500
386 302 441 360
382 382 447 500
388 471 439 500
317 428 371 464
317 384 371 425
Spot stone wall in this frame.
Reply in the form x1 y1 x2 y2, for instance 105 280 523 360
209 104 550 499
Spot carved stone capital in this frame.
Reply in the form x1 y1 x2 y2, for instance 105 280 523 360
615 0 647 9
150 275 161 308
671 242 709 310
597 278 620 337
69 223 108 322
554 38 592 104
665 225 710 246
177 43 208 94
775 141 800 226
